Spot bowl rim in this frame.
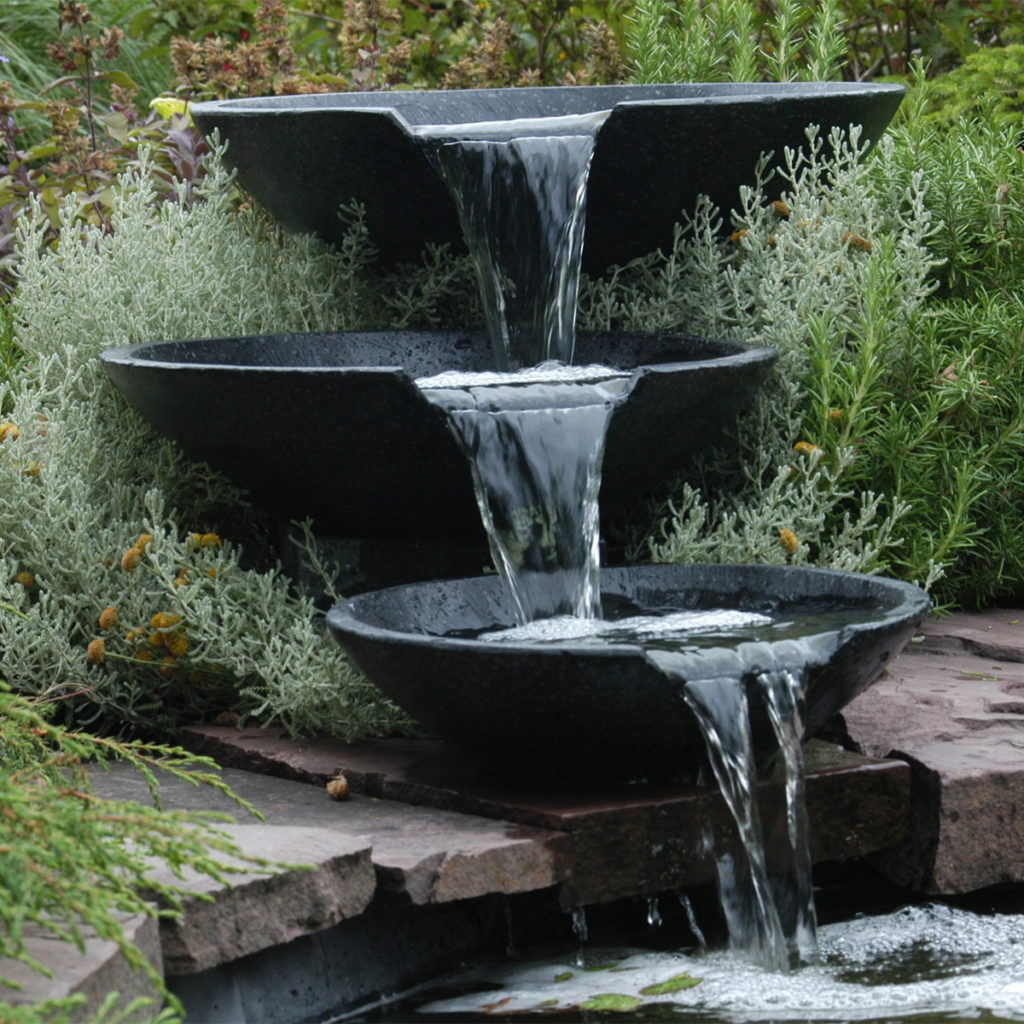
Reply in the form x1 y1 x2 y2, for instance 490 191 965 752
326 562 931 658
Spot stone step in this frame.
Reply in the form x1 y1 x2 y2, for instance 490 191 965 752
179 726 910 907
842 609 1024 893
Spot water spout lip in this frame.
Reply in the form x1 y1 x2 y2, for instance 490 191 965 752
192 81 906 122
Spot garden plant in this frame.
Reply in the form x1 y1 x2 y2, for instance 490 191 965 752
1 1 1023 1020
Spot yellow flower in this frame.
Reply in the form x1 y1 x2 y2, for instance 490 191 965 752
793 441 820 456
828 409 843 423
173 569 189 589
150 611 182 631
98 605 118 630
0 421 19 442
843 231 872 253
166 632 189 658
160 655 178 678
771 199 791 218
780 528 799 555
121 546 142 572
729 228 747 244
86 637 106 665
199 532 222 548
136 533 154 552
16 571 35 588
149 95 192 121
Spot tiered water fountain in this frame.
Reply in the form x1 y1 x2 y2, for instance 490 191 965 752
102 82 928 970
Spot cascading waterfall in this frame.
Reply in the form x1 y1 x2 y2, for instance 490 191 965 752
417 112 606 369
418 368 628 623
414 112 825 970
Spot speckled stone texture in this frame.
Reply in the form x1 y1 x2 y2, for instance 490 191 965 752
101 331 774 542
841 610 1024 893
326 563 930 782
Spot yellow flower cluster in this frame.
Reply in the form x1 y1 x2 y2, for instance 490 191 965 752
779 528 799 555
120 532 153 572
92 529 233 681
0 421 20 442
794 441 821 456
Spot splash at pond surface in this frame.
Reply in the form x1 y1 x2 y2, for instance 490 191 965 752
408 904 1024 1022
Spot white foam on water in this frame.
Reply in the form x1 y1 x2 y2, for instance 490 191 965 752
416 362 627 390
478 608 774 644
416 905 1024 1021
409 110 611 139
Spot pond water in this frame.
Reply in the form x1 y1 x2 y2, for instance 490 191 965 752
349 887 1024 1023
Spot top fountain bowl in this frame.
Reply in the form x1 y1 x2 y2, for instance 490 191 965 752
191 82 905 274
327 563 930 783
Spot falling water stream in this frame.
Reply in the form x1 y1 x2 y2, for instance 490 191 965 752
411 111 826 971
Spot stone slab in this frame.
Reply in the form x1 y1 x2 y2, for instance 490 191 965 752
85 763 377 976
842 610 1024 893
180 726 909 907
0 914 162 1022
87 763 566 938
917 608 1024 662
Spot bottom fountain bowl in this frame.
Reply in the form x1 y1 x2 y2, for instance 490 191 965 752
327 564 930 783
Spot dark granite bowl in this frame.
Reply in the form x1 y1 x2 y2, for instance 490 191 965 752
192 82 905 274
101 330 774 542
327 564 929 783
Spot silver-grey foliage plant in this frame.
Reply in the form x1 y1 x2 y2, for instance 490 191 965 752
2 149 413 737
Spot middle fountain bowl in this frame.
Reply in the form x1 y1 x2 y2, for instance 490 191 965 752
101 329 775 545
327 563 931 783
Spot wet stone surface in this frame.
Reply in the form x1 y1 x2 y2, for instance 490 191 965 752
178 728 910 908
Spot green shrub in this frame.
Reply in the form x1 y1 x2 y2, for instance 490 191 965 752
601 101 1024 609
0 682 284 1023
921 43 1024 129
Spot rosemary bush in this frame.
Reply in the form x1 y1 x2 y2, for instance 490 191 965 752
585 103 1024 608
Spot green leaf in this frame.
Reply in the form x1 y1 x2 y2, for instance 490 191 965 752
580 993 643 1011
640 972 703 995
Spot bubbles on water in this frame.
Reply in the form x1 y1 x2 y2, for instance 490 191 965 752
415 904 1024 1021
409 109 612 141
416 361 628 392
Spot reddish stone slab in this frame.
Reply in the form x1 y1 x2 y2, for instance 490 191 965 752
180 725 909 907
843 609 1024 893
918 609 1024 662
